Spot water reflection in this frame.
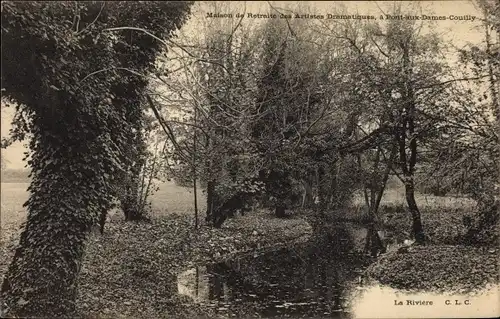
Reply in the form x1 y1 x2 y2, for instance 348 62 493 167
177 227 368 318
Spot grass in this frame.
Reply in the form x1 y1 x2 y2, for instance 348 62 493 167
351 188 477 216
0 169 30 184
366 245 499 294
1 182 29 240
0 180 204 238
149 181 207 217
0 179 207 249
348 188 478 244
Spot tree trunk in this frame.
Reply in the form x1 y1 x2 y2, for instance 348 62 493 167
205 180 216 224
121 132 147 221
206 180 226 227
326 159 339 210
398 41 426 245
363 146 396 256
373 145 397 216
317 165 329 213
1 194 90 317
405 178 426 244
122 160 145 221
302 178 314 208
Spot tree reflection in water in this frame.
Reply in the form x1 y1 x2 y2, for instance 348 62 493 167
177 227 368 318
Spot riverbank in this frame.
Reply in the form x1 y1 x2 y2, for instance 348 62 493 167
365 245 498 294
361 201 499 298
352 244 499 319
74 210 312 318
0 182 314 318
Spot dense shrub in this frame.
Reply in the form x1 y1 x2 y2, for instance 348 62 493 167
366 245 498 293
461 197 499 247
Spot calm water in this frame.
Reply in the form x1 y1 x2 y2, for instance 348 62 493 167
177 227 372 318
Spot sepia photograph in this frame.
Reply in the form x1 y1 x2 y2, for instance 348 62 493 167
1 1 499 318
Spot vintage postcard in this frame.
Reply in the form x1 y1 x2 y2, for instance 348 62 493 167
1 1 498 318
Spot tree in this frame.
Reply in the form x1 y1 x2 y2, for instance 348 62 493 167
426 0 499 245
0 2 191 316
106 3 194 221
251 16 337 218
358 6 453 244
153 2 268 228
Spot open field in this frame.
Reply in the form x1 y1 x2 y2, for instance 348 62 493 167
352 188 477 211
1 179 479 255
150 181 206 217
1 182 30 234
0 169 30 183
1 180 206 232
2 179 477 235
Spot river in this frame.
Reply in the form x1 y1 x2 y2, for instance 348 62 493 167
177 225 374 318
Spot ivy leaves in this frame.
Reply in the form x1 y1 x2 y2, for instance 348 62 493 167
1 2 192 316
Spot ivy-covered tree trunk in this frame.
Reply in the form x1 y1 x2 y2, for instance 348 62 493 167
121 158 146 221
119 120 147 222
1 197 90 316
206 180 224 227
0 125 108 317
1 2 192 316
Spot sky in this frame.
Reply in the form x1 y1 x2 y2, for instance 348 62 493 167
0 1 487 170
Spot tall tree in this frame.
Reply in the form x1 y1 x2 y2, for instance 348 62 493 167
154 2 266 228
252 17 326 217
322 3 454 244
425 0 499 245
0 2 191 316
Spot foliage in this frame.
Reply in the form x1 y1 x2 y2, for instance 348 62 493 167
366 245 498 293
160 4 366 225
417 0 500 246
461 196 500 246
0 1 192 316
115 138 165 223
379 203 474 245
78 211 311 318
107 2 195 221
155 5 272 226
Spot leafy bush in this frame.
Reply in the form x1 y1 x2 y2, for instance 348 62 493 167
461 197 499 247
366 245 498 293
